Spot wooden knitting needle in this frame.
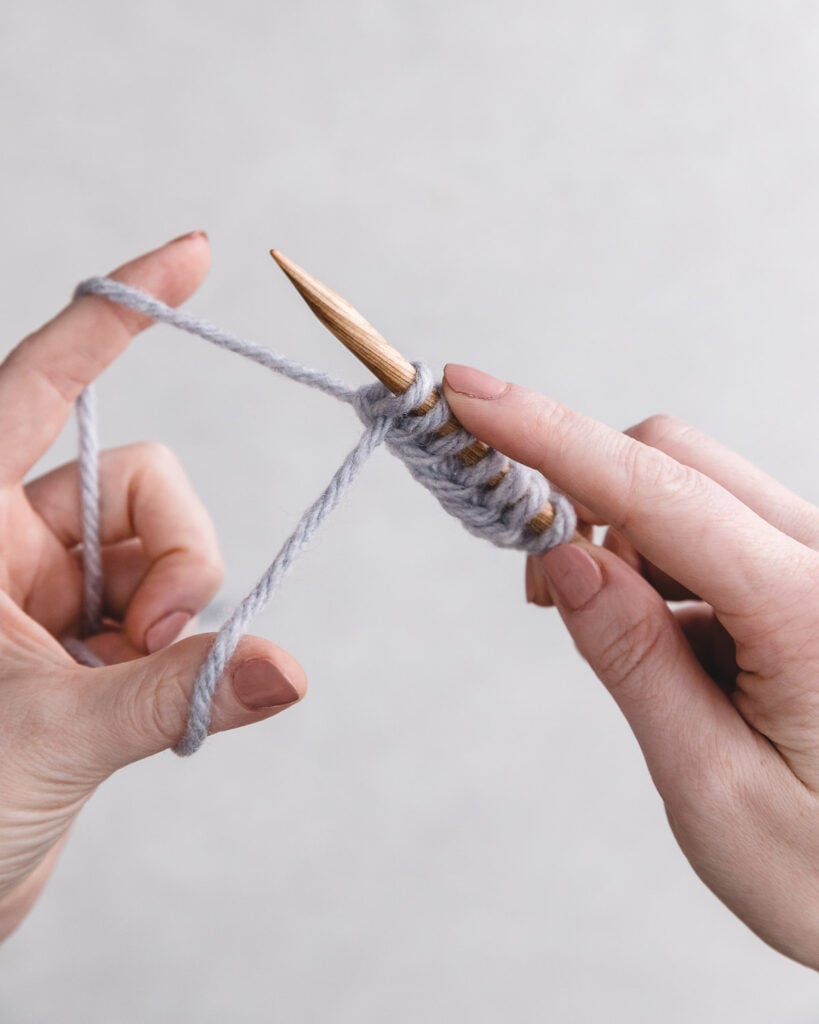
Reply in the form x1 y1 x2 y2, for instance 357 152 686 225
269 249 560 536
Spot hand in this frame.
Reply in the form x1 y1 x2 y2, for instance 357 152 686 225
0 233 306 942
443 363 819 969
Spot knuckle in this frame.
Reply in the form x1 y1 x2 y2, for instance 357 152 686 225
129 439 182 474
743 551 819 661
626 413 691 449
595 610 665 696
614 442 704 533
139 667 190 748
101 440 185 485
189 547 225 593
38 363 90 404
13 338 98 405
526 398 587 474
163 540 224 589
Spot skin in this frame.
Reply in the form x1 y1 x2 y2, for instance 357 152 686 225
3 240 816 969
443 363 819 970
0 233 307 942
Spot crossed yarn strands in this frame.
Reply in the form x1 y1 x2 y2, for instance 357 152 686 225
71 277 577 755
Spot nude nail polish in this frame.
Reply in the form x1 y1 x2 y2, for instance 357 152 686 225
145 610 191 653
170 230 209 244
540 546 604 611
232 659 300 710
443 364 509 400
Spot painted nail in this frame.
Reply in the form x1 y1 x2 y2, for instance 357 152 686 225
526 556 553 607
443 364 509 400
525 557 536 603
145 610 191 653
540 545 604 611
232 659 300 710
170 229 208 244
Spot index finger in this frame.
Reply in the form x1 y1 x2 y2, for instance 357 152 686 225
443 364 803 618
0 231 210 487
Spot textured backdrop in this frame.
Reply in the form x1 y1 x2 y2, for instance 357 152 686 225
1 1 818 1020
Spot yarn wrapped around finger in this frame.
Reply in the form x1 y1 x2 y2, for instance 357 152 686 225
69 277 576 755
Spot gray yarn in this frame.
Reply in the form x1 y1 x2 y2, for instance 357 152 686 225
72 276 576 755
63 635 106 668
76 385 103 636
76 276 356 403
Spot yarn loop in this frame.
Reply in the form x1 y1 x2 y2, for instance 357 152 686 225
70 277 575 755
352 363 575 552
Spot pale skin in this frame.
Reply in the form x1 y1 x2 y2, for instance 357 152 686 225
0 233 307 942
1 237 817 972
443 363 819 970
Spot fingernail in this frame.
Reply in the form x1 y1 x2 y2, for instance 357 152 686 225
232 659 300 710
525 557 536 603
170 229 208 244
443 363 509 400
145 610 191 653
540 545 604 611
527 556 553 607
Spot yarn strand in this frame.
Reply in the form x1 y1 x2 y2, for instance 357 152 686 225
71 277 576 755
76 384 103 636
176 415 392 754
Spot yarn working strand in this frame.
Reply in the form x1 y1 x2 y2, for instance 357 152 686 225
72 277 576 755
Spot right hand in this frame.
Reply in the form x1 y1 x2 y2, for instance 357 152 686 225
444 363 819 969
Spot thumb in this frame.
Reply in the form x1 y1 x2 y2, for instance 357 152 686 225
533 543 746 795
71 632 307 776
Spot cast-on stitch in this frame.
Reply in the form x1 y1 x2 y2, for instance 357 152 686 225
71 277 576 755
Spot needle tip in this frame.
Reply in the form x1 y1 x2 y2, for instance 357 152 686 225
267 247 419 395
270 248 300 283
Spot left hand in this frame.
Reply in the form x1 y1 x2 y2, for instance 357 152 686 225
0 233 307 941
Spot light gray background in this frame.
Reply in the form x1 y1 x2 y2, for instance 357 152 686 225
1 1 818 1020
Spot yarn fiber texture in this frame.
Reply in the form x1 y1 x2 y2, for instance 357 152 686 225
71 277 576 755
